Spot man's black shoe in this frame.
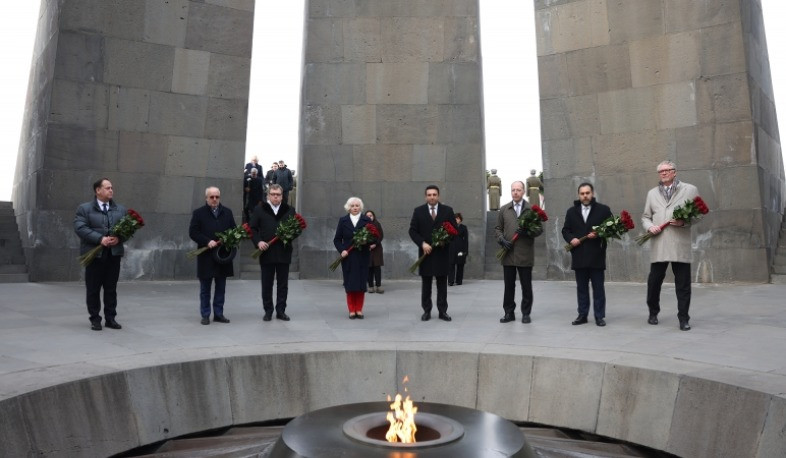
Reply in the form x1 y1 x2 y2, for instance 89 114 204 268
421 312 431 321
214 315 230 323
648 315 658 325
595 318 606 327
263 313 272 322
572 315 588 325
679 321 691 331
276 313 290 321
521 315 531 323
105 320 122 329
448 282 454 286
91 322 102 331
201 317 210 325
438 313 452 322
500 314 515 323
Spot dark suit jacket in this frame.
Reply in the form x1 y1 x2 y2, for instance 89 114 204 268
333 214 372 292
449 223 469 265
74 199 127 257
245 176 264 209
249 201 295 265
409 203 456 276
189 204 236 279
561 198 613 270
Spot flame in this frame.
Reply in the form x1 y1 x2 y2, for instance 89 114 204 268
385 376 417 443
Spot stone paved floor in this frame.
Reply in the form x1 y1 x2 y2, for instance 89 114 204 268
1 279 785 399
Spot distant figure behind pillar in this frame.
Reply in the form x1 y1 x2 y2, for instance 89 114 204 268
487 169 502 210
526 169 543 209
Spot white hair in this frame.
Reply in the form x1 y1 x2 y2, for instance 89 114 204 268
657 160 676 171
343 196 364 212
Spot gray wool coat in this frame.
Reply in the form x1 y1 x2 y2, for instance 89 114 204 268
494 200 543 267
641 181 699 264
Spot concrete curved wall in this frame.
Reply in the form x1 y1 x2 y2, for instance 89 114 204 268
2 347 784 457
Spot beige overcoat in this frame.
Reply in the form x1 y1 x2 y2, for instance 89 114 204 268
641 181 699 263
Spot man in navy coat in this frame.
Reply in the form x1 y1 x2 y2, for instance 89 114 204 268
561 183 613 327
189 186 236 325
409 185 457 321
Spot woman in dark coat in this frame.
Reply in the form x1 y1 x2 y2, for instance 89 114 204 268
448 213 469 286
333 197 372 319
365 210 384 294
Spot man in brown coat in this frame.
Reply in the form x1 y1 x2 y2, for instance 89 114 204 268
495 181 543 323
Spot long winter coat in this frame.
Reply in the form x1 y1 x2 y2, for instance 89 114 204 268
189 204 236 279
642 181 698 264
74 199 127 257
409 203 456 276
494 200 542 267
561 198 613 270
368 220 384 267
449 223 469 266
249 202 295 265
333 214 373 292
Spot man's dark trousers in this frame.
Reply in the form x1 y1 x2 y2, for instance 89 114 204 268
85 250 121 323
421 275 448 315
647 261 690 322
502 266 532 317
199 276 226 318
575 268 605 319
261 263 289 315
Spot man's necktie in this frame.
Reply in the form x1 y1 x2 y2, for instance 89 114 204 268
430 206 436 220
515 203 520 217
102 203 109 228
583 206 589 223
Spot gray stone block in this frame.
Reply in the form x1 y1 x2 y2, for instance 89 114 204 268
596 365 679 451
117 131 169 174
537 54 569 99
172 48 210 96
154 175 196 215
597 85 657 133
144 0 189 47
437 105 483 144
539 98 570 141
428 63 481 104
125 360 233 445
352 145 412 182
300 145 355 183
701 22 746 77
108 86 151 131
165 136 211 178
629 31 700 88
535 0 610 55
343 17 381 62
412 145 446 182
149 92 208 138
376 105 438 144
543 137 594 179
304 351 397 410
205 97 249 141
566 44 631 97
654 81 697 130
606 0 664 44
205 0 254 12
664 0 740 33
185 2 253 58
341 105 376 144
696 73 752 124
758 396 786 458
668 376 770 458
396 351 478 407
103 38 175 92
61 0 145 41
207 53 251 99
593 130 676 174
366 63 429 104
54 31 104 83
209 139 247 179
443 16 479 62
381 17 444 62
305 18 345 63
46 126 119 172
445 144 483 182
49 79 109 129
303 104 343 146
304 63 366 105
529 357 603 430
0 398 31 455
476 353 533 421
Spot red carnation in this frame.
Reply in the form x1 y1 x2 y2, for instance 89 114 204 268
531 205 548 222
242 223 253 238
442 221 459 237
295 213 307 230
367 223 381 239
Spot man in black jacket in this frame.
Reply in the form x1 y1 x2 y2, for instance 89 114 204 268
189 186 236 325
409 185 456 322
250 184 296 321
561 183 613 327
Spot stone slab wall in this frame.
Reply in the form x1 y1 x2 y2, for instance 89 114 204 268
12 0 254 281
297 0 487 279
2 348 784 457
535 0 785 283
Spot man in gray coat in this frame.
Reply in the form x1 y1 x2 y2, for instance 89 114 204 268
495 181 543 323
74 178 126 331
642 160 699 331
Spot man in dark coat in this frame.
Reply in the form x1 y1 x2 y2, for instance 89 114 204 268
73 178 126 331
189 186 236 325
243 168 264 222
274 160 294 203
448 213 468 286
561 183 613 327
409 185 457 321
264 162 278 193
250 184 296 321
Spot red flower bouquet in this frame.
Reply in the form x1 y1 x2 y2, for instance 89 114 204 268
251 213 307 259
408 221 459 273
635 196 709 245
496 205 548 260
187 223 253 258
78 209 145 267
329 222 381 271
565 210 635 251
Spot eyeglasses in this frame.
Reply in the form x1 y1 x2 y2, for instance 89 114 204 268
657 169 675 174
268 193 282 197
208 195 220 199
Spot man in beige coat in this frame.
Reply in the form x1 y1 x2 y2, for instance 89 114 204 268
641 160 699 331
495 181 543 323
